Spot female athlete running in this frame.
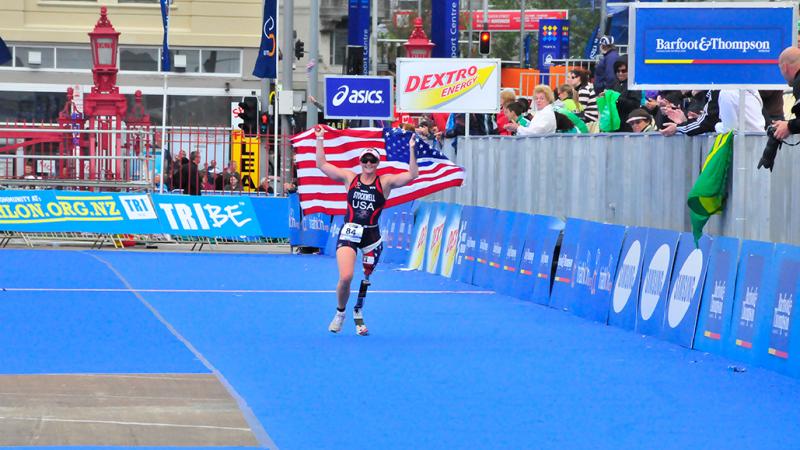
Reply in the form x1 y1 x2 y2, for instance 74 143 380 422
314 126 418 335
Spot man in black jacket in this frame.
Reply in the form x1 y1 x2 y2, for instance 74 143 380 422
769 46 800 140
180 151 201 195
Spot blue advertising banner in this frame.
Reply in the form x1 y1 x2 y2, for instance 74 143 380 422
609 227 648 331
512 215 563 304
471 207 499 288
549 218 588 312
252 0 278 79
630 4 795 89
382 202 414 263
538 19 570 71
635 228 680 337
660 233 713 347
438 204 463 278
323 76 393 120
726 240 775 364
288 194 302 245
152 194 262 238
486 210 515 292
495 213 531 297
431 0 460 58
0 190 162 234
424 203 448 274
451 206 476 284
572 222 626 324
694 236 740 355
250 196 288 238
300 212 330 250
754 244 800 376
407 202 432 270
159 0 171 72
325 215 344 257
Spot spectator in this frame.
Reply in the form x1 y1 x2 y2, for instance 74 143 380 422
179 151 201 195
222 160 241 188
594 36 620 94
201 173 215 191
715 89 765 133
567 67 598 124
660 90 720 136
514 85 557 136
501 101 530 135
225 175 243 192
257 177 274 194
555 84 581 113
415 119 442 150
171 150 188 191
654 91 685 128
610 56 642 132
759 90 784 124
284 181 298 194
626 108 657 133
496 88 517 135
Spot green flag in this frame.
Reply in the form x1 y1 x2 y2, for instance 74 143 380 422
687 131 733 245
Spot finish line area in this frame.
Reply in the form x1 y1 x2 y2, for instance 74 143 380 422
1 249 799 448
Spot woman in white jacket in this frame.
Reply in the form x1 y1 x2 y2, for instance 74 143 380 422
517 85 557 136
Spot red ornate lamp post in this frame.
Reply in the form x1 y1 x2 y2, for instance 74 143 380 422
83 6 127 182
403 17 435 58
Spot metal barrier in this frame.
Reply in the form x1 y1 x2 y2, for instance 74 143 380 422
428 132 800 245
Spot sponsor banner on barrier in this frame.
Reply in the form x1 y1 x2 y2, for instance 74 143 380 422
660 233 713 347
425 203 449 274
495 212 531 297
300 212 331 250
395 58 501 113
0 190 161 234
451 206 476 284
512 215 563 304
472 207 499 288
249 196 289 239
609 227 649 330
382 203 414 263
694 236 740 355
572 222 626 323
325 215 344 257
439 204 463 278
407 202 432 270
486 209 515 292
726 240 774 364
635 229 680 337
754 244 800 376
152 194 262 237
550 218 588 312
323 75 394 120
288 194 302 245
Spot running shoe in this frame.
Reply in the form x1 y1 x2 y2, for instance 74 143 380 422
328 310 346 333
353 308 369 336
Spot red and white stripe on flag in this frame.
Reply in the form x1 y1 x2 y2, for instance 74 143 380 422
290 125 465 216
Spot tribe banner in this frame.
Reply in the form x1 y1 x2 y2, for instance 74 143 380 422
151 194 262 238
395 58 501 113
630 3 795 89
0 190 161 234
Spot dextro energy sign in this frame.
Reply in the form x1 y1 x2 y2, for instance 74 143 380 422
396 58 500 113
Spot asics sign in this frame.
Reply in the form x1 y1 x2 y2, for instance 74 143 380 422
324 75 393 120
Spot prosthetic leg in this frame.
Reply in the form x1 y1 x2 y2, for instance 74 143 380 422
353 243 382 336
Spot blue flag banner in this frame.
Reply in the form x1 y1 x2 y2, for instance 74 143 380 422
151 194 262 238
451 206 476 284
495 212 530 297
160 0 171 72
538 19 570 71
438 203 463 278
253 0 278 79
572 222 626 324
726 240 775 365
300 212 330 250
250 196 288 239
407 202 432 270
471 207 498 288
660 233 713 347
325 214 344 257
609 227 649 331
431 0 459 58
485 210 514 292
424 202 448 274
753 244 800 376
0 37 11 66
512 214 563 304
635 228 680 337
694 236 740 356
288 193 302 245
550 218 589 312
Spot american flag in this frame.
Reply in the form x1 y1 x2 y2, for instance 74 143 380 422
290 125 465 215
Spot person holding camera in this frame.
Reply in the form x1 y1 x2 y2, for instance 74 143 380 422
760 46 800 171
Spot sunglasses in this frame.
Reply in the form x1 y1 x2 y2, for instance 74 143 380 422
360 155 379 164
616 69 628 73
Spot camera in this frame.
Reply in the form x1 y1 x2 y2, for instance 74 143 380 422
757 124 782 172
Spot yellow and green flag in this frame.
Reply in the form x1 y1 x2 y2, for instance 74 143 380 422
687 131 733 245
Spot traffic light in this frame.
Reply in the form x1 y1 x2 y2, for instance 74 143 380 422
479 31 491 55
237 100 258 136
294 40 305 59
259 112 269 135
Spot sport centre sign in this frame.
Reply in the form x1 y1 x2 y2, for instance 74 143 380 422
323 75 393 120
396 58 501 113
630 2 797 89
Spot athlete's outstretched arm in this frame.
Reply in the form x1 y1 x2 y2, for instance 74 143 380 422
315 127 352 183
383 134 419 193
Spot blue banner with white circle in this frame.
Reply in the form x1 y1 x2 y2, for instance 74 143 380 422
324 75 393 120
635 228 680 337
609 227 649 331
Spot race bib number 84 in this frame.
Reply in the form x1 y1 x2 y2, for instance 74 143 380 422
341 222 364 243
